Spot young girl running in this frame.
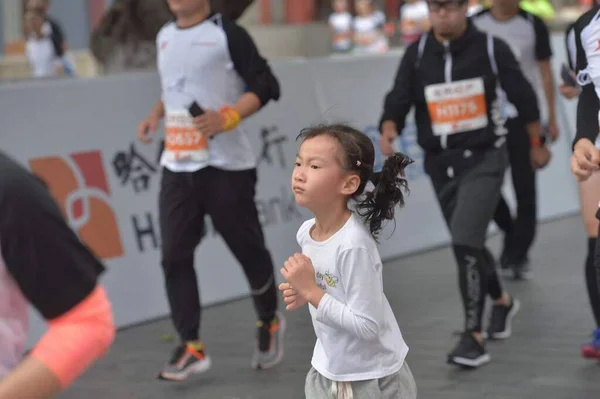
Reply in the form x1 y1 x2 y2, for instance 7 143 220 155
278 124 417 398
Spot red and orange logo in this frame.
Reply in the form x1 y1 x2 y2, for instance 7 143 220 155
29 151 124 260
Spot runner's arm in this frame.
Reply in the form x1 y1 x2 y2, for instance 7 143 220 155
222 19 280 119
572 13 600 148
494 37 542 141
379 44 417 133
533 15 556 125
0 288 114 399
565 23 577 71
0 177 115 398
574 80 600 147
150 100 165 120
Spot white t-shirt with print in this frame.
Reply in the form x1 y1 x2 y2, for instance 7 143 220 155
297 213 408 381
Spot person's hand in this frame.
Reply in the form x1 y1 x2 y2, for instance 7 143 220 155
530 146 551 170
278 282 308 311
137 113 160 144
559 84 579 100
571 138 600 181
380 121 398 156
546 119 559 143
280 254 319 301
193 110 224 138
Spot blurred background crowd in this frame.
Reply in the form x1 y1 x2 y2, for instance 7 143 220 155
0 0 591 81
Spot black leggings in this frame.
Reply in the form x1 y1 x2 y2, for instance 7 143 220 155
429 147 507 333
493 117 537 262
159 167 278 342
589 213 600 327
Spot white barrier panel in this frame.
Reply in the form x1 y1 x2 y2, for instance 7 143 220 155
0 32 581 345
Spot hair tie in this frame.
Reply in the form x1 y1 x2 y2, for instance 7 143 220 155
356 160 362 167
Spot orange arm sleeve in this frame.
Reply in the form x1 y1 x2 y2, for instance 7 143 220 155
30 286 115 388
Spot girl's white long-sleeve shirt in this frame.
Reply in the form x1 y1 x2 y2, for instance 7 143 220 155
297 213 409 382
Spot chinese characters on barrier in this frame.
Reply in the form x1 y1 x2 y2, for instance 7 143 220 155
257 126 287 168
112 143 157 193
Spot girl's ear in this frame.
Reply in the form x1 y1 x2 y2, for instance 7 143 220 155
341 173 361 196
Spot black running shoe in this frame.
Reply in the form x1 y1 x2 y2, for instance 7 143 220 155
512 258 532 280
447 333 491 368
486 298 521 340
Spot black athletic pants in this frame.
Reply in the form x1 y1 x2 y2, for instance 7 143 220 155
159 166 278 342
427 146 507 333
493 117 537 263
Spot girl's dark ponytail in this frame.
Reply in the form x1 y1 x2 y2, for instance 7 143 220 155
355 153 413 240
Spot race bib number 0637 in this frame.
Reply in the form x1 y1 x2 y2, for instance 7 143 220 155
425 78 488 136
163 110 209 163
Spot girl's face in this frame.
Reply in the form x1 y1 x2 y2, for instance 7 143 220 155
333 0 349 13
292 135 359 212
355 0 372 16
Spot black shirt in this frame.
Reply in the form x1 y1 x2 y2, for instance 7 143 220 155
570 6 600 148
0 151 104 321
379 20 540 154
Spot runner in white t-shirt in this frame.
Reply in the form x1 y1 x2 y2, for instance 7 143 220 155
568 4 600 360
399 0 430 45
24 10 74 78
279 124 416 398
24 0 76 78
328 0 353 53
137 0 284 381
471 0 558 280
352 0 389 54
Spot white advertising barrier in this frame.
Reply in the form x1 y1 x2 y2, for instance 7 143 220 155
0 63 318 345
0 32 582 345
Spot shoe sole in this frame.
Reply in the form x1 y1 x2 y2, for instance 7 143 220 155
448 353 491 368
487 299 521 340
158 356 212 381
252 311 286 370
581 347 600 359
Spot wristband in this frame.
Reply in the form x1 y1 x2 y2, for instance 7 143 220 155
530 136 542 148
219 106 241 131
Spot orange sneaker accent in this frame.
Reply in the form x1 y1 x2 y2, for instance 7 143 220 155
269 318 280 334
185 345 206 360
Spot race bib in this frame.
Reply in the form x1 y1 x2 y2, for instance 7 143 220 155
163 110 209 163
425 78 488 136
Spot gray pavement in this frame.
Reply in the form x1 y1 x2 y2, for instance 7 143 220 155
60 215 600 399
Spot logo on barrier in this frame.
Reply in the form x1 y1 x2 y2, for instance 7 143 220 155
29 151 125 260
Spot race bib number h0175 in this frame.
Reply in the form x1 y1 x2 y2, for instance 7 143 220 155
425 78 488 136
